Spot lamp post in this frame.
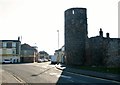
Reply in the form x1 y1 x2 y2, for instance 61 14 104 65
33 43 38 63
57 30 59 64
57 30 59 49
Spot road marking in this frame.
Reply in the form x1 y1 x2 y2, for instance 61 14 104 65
41 66 47 68
60 75 71 79
4 70 26 83
49 73 57 76
12 74 26 83
49 72 72 79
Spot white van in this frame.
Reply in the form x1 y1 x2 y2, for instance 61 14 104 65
51 55 57 64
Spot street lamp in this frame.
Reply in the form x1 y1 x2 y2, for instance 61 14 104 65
57 30 59 49
57 30 60 64
33 43 38 63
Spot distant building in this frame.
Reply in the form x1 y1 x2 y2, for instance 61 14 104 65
0 37 21 63
55 46 65 64
38 51 49 60
20 43 38 63
55 49 61 64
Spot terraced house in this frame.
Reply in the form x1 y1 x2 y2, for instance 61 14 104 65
20 43 38 63
0 37 21 63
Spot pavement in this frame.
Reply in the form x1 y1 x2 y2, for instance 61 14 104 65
55 64 120 82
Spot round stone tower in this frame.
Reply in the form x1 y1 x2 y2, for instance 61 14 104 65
65 8 88 65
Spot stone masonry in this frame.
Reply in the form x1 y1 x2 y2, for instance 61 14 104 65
65 8 120 67
65 8 87 66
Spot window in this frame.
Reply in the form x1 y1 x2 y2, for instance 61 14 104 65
13 50 16 54
12 42 16 47
72 10 74 14
7 42 12 48
3 42 7 48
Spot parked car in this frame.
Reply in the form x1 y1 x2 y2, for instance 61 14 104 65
44 59 48 62
2 59 12 64
38 59 44 63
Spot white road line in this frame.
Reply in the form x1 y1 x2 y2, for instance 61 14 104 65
49 72 72 79
12 74 26 83
49 73 58 76
5 71 26 83
41 66 47 68
60 75 71 79
56 74 61 78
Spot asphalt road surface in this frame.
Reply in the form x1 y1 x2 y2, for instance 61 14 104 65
2 62 120 84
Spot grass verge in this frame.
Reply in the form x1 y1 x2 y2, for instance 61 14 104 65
69 65 120 75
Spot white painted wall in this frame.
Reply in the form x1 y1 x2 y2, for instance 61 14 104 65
6 49 12 54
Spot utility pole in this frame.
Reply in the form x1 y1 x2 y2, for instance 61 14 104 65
57 30 59 64
57 30 59 49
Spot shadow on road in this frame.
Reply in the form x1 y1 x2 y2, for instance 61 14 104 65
55 64 120 85
55 65 74 84
31 68 53 77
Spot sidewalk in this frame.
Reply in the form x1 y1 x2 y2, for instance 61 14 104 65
55 64 120 82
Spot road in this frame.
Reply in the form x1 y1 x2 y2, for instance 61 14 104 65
1 62 120 84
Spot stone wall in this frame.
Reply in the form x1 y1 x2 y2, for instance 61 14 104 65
86 37 120 67
64 8 120 67
106 39 120 67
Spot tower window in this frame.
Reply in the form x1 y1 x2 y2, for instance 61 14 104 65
72 10 74 14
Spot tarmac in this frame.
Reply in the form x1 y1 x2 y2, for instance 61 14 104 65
1 63 120 84
0 68 20 84
55 64 120 82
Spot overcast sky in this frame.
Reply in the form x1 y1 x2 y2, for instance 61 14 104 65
0 0 119 55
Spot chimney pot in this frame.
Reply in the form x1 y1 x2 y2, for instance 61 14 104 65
106 33 109 38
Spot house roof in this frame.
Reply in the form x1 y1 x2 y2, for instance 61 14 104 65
39 51 48 55
21 43 37 51
0 40 20 42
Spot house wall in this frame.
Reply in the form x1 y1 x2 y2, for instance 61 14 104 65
0 41 21 63
20 50 36 63
20 57 34 63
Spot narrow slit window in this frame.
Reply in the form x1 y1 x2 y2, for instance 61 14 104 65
72 10 74 14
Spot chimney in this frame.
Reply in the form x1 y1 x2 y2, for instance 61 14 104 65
106 33 110 38
99 28 103 37
18 36 20 41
